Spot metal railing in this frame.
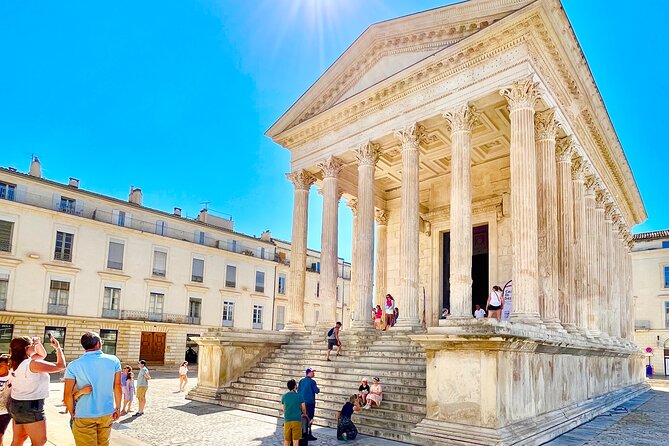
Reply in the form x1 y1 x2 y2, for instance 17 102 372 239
187 316 201 325
101 308 120 319
54 251 72 262
0 299 6 311
0 241 11 253
120 310 196 324
48 304 68 315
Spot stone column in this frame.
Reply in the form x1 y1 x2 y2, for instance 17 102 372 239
394 123 422 329
284 169 315 332
593 191 608 337
346 199 358 321
584 174 601 338
556 136 578 332
624 234 634 342
443 104 479 319
609 215 621 339
571 155 588 333
500 80 542 324
317 156 343 328
374 209 389 308
616 223 628 340
604 203 617 338
351 142 380 330
535 109 562 330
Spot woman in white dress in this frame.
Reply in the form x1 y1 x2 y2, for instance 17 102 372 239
363 377 382 409
178 361 189 392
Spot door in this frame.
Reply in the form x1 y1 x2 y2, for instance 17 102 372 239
140 332 166 364
276 305 285 331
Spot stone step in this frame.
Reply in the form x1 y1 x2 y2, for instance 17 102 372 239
276 347 426 360
269 351 427 366
282 343 425 353
224 385 426 413
237 376 426 397
254 362 426 378
243 369 426 387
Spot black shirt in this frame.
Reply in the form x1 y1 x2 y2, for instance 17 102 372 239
358 384 370 392
341 402 354 418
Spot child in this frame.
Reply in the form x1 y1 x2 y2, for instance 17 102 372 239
357 378 370 405
121 365 131 414
123 371 135 414
68 384 93 429
0 354 11 446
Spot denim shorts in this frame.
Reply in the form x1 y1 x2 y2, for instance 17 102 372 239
8 398 45 425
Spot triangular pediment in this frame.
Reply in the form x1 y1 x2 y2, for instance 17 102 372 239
267 0 536 140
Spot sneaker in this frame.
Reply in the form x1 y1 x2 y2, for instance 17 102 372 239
306 434 318 441
133 412 144 416
363 404 371 410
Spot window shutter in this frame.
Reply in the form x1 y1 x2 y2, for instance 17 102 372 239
0 221 13 251
52 193 61 211
75 199 84 215
124 213 132 228
194 230 203 244
112 210 119 224
14 185 27 203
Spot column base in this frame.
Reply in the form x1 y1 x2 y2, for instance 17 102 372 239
393 318 421 331
281 322 307 333
562 322 580 334
350 320 374 331
542 319 568 334
509 312 544 326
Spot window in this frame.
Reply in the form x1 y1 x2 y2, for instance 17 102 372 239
666 302 669 329
149 292 164 320
59 196 76 214
225 265 236 288
43 326 66 362
665 266 669 288
275 306 285 331
189 299 202 324
0 221 13 252
278 274 286 295
0 182 16 201
252 305 263 329
663 241 669 249
316 281 320 298
152 249 167 277
222 301 234 327
102 287 120 318
192 258 204 283
156 220 167 236
0 324 13 356
227 239 237 253
48 280 69 314
100 329 118 355
255 271 265 293
54 231 74 261
116 210 126 226
195 230 205 245
107 240 124 270
0 272 8 310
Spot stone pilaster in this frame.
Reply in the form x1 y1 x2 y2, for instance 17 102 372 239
584 174 601 338
535 108 562 330
346 198 358 321
317 156 343 328
556 136 577 333
351 142 380 330
500 80 542 325
394 123 422 329
443 104 479 319
374 209 389 308
284 169 315 332
571 155 588 333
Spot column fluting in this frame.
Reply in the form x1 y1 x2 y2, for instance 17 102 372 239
571 155 588 333
584 174 601 337
374 209 389 308
346 198 358 322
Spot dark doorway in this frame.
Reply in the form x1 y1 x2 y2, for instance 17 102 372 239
442 225 489 315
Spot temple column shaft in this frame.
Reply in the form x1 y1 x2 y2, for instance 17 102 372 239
624 236 634 341
374 210 389 308
285 170 315 332
603 206 616 337
318 156 343 327
501 80 542 324
556 137 577 332
571 156 588 332
443 105 478 319
535 109 561 329
394 124 422 329
347 199 358 321
584 176 600 337
609 220 621 339
351 143 379 329
594 191 607 336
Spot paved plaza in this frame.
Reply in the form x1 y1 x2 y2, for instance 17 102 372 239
5 374 669 445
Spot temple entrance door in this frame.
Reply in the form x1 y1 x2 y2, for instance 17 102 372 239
140 332 166 365
442 225 489 316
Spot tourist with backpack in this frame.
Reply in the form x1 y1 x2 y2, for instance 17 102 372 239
326 322 342 362
298 368 319 441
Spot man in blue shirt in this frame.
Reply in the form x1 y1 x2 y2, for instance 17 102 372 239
64 332 122 446
298 368 320 441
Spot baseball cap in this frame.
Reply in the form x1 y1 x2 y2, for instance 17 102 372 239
138 359 146 365
305 368 316 375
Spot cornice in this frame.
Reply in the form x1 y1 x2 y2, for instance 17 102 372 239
97 271 131 282
42 262 81 274
185 283 210 294
0 256 22 268
425 196 502 222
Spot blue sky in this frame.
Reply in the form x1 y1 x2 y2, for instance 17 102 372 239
0 1 666 262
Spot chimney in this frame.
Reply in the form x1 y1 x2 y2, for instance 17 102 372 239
29 157 42 178
128 186 143 206
196 208 208 223
68 177 80 188
173 207 182 217
260 230 272 242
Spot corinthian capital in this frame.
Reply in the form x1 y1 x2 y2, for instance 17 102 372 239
354 141 381 166
375 209 389 225
571 156 586 181
535 108 560 141
286 169 316 191
584 174 599 195
318 155 344 179
556 135 576 162
499 79 541 112
594 188 608 208
604 202 616 221
346 198 358 216
443 103 479 133
393 123 423 151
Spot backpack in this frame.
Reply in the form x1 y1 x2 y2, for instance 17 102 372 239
327 327 335 338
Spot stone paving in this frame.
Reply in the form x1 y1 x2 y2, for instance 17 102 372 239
5 374 669 445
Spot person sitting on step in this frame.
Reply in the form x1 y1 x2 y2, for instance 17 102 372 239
363 377 382 409
357 378 370 405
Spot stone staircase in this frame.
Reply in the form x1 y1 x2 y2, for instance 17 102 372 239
204 330 427 444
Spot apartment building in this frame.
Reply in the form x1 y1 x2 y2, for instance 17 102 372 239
0 159 350 365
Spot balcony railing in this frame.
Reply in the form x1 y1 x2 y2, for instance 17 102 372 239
54 251 72 262
120 310 191 324
187 316 201 325
101 308 120 319
222 318 233 327
0 299 6 311
0 240 11 253
48 303 68 315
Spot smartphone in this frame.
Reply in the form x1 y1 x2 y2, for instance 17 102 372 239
47 332 54 341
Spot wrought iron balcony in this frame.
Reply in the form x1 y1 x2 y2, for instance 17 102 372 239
0 240 11 253
47 304 68 315
101 308 120 319
54 251 72 262
187 316 201 325
0 299 6 311
119 310 189 324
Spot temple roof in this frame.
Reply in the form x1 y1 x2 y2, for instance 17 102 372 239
632 230 669 241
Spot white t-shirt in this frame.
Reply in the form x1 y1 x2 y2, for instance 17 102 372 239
0 375 9 415
179 366 188 376
489 291 502 306
10 358 50 401
474 309 486 318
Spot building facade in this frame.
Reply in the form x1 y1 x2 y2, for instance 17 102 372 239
0 161 350 365
632 230 669 376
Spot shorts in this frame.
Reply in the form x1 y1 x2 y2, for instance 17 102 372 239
284 421 302 441
137 386 148 399
8 398 46 425
327 339 338 350
487 304 501 311
305 402 315 420
0 413 11 434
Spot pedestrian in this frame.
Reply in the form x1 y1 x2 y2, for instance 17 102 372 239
7 335 66 446
0 354 12 446
393 307 399 326
326 322 342 361
384 295 395 330
486 285 504 321
281 379 307 446
120 365 130 414
298 369 319 441
440 307 449 319
64 331 122 446
134 360 151 416
474 304 486 319
373 305 383 330
178 361 189 392
123 372 135 415
336 394 361 441
357 378 370 405
363 377 383 410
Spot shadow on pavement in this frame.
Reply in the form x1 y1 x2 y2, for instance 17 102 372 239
168 401 233 416
253 417 282 446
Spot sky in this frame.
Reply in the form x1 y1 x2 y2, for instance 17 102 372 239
0 0 667 262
